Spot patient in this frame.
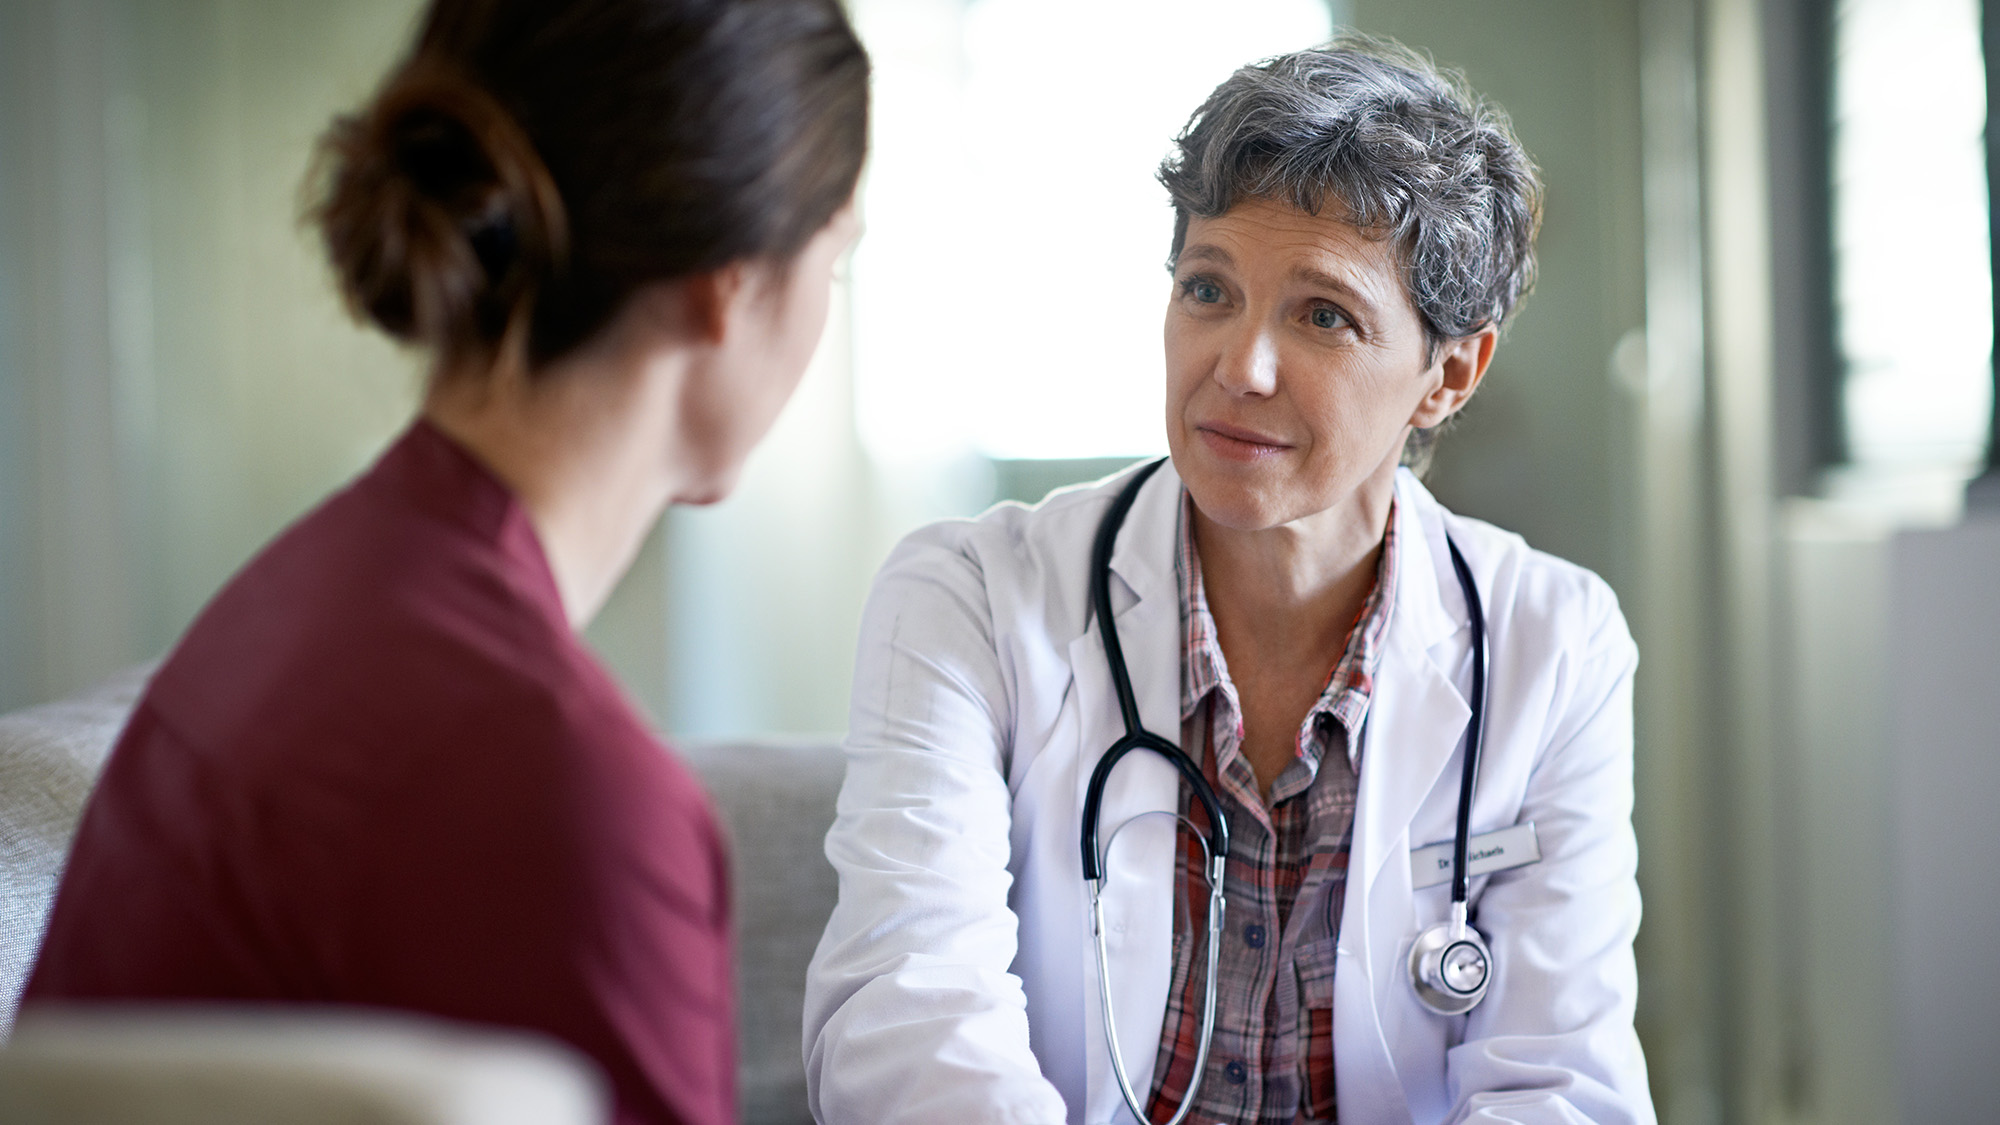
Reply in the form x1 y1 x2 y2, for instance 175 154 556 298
22 2 866 1122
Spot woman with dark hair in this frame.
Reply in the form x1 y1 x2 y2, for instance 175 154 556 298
24 2 867 1122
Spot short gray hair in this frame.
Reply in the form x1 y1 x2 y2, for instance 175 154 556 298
1158 34 1542 472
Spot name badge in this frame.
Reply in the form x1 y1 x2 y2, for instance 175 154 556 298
1410 822 1541 890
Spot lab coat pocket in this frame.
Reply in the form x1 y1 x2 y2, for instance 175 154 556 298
1296 935 1339 1120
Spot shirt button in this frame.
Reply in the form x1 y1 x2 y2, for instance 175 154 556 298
1243 923 1266 949
1224 1060 1248 1085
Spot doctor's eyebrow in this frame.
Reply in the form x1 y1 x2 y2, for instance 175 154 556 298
1176 244 1237 271
1289 265 1383 321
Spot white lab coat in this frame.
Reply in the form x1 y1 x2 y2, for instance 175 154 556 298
804 461 1653 1125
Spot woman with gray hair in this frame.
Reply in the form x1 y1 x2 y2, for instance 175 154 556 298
806 35 1652 1125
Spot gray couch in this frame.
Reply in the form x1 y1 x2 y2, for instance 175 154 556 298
0 669 846 1125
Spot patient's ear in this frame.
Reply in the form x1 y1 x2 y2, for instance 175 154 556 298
628 264 751 348
1409 326 1497 429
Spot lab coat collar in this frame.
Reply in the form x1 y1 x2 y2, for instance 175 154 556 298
1353 470 1475 888
1094 467 1477 848
1388 469 1468 653
1102 457 1180 624
1106 463 1466 651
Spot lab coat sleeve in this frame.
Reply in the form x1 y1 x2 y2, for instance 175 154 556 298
803 526 1071 1125
1443 574 1655 1125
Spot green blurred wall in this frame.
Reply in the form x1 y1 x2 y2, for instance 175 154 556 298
0 0 428 709
1350 0 1648 596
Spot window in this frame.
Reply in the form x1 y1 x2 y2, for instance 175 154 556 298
1831 0 1993 475
849 0 1336 463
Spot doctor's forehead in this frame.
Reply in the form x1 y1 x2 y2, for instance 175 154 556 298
1178 202 1404 308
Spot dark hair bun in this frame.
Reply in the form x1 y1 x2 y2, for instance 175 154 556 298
312 0 868 375
315 62 567 361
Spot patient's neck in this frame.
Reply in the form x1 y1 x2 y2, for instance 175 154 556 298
421 330 691 631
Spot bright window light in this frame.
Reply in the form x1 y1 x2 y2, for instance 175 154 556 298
1832 0 1993 471
849 0 1335 463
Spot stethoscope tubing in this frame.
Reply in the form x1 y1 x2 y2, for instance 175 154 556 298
1081 457 1229 882
1090 844 1223 1125
1442 535 1486 909
1081 459 1493 1120
1081 457 1228 1124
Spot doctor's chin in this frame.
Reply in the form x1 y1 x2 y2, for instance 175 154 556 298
2 2 1997 1125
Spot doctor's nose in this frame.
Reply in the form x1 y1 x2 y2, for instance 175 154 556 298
1213 324 1279 398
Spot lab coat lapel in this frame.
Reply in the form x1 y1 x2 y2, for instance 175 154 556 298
1065 461 1183 1124
1332 477 1471 1125
1354 477 1472 891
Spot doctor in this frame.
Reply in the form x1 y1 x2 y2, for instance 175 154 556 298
805 36 1652 1125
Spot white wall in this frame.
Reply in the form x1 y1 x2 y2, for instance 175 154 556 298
1885 515 2000 1123
1776 505 1900 1125
1771 504 2000 1125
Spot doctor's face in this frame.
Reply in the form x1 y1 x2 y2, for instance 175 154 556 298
1163 196 1485 532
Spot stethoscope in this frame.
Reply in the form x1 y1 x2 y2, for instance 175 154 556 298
1080 459 1493 1124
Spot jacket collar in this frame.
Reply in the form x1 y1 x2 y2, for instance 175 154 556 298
1107 464 1467 649
1387 468 1468 656
1103 457 1181 622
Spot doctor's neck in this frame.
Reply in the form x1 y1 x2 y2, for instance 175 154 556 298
1190 452 1400 669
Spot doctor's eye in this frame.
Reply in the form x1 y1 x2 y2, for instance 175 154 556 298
1309 304 1349 330
1179 276 1225 305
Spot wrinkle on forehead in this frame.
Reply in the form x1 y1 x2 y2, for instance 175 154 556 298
1183 198 1411 322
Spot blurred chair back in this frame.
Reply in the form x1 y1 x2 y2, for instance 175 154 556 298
0 1006 606 1125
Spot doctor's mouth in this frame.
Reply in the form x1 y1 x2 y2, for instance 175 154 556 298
1194 419 1296 461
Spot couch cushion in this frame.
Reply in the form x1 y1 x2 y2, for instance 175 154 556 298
0 673 845 1125
0 667 152 1036
678 738 844 1125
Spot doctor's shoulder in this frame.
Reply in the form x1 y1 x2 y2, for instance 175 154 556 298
1437 506 1637 668
867 464 1144 638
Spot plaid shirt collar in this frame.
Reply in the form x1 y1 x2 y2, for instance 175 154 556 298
1176 488 1399 773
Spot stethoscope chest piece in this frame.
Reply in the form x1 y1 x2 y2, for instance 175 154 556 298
1408 903 1491 1015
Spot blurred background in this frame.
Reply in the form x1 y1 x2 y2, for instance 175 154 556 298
2 0 1997 1122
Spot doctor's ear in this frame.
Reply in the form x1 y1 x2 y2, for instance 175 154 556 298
1409 326 1497 429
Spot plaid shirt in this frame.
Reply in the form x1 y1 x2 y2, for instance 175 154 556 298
1146 491 1398 1125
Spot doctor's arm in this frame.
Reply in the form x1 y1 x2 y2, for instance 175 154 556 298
803 528 1071 1125
1445 576 1655 1125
